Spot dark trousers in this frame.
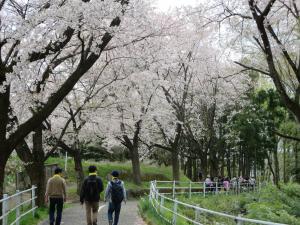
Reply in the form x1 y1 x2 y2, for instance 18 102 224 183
49 197 64 225
108 202 122 225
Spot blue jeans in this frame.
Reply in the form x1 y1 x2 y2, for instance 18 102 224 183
108 202 122 225
49 198 63 225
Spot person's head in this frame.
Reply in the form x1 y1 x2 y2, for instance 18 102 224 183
88 165 97 173
54 167 63 175
111 170 119 178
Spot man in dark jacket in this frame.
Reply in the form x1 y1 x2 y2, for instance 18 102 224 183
105 171 126 225
80 165 103 225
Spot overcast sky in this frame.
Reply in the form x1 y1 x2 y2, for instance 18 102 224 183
155 0 199 11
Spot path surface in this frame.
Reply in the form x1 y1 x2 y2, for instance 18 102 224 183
39 201 146 225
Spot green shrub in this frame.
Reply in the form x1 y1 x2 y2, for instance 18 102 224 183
173 183 300 225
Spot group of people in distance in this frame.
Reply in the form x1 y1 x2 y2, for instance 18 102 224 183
204 175 256 192
45 165 126 225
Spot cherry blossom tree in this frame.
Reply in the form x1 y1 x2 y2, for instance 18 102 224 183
0 0 159 208
142 8 250 180
203 0 300 122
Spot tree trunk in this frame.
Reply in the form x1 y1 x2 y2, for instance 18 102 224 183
192 159 198 181
200 155 208 179
243 152 247 177
245 154 250 178
232 154 236 177
31 126 46 207
273 145 280 186
74 150 84 195
130 146 142 185
220 156 225 177
0 163 5 225
254 148 257 179
295 143 300 183
238 150 243 177
283 141 287 183
180 156 185 171
16 128 46 207
227 153 231 179
0 80 10 225
0 147 9 225
171 150 180 181
27 163 45 207
266 151 278 187
186 158 192 180
209 154 218 178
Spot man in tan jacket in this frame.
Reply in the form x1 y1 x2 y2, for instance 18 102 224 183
45 167 67 225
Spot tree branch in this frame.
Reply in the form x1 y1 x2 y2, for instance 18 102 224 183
274 130 300 142
261 0 277 17
234 61 270 75
8 11 125 151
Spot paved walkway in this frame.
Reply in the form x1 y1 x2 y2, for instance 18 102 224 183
39 201 146 225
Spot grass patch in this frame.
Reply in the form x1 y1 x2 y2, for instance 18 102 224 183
138 198 172 225
46 157 189 192
6 202 72 225
175 183 300 225
139 183 300 225
7 206 48 225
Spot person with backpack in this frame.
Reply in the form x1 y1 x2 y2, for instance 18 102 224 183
105 171 126 225
80 165 104 225
45 167 67 225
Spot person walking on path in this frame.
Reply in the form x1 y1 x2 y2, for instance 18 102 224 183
80 165 104 225
45 167 67 225
105 171 127 225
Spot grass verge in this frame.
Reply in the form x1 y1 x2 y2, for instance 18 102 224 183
7 206 48 225
139 183 300 225
138 198 170 225
46 157 190 200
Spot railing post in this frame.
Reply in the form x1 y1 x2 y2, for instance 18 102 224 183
189 181 192 199
150 181 154 202
172 180 176 199
172 199 178 225
16 190 20 225
195 204 201 222
154 180 157 206
155 189 159 207
203 182 206 197
149 182 152 201
31 185 36 217
236 215 244 225
215 182 218 195
2 194 8 225
160 194 164 213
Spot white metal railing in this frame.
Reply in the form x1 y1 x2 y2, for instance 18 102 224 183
0 186 37 225
149 181 286 225
154 180 257 199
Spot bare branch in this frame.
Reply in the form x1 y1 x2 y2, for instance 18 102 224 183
234 61 270 76
0 0 7 10
261 0 277 17
274 130 300 142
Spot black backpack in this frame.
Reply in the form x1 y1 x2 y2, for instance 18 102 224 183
85 177 98 200
110 180 124 203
